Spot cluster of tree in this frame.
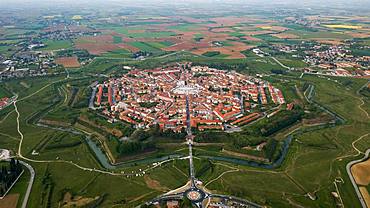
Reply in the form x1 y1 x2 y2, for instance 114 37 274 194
0 159 23 196
193 73 210 78
193 62 248 72
132 51 151 59
195 131 228 143
132 125 186 141
45 140 82 150
231 135 265 149
263 139 278 161
208 86 220 92
260 109 304 137
159 129 187 140
271 69 286 74
117 141 155 156
130 129 152 141
195 131 266 148
40 167 54 208
139 102 159 108
140 204 156 208
179 198 194 208
56 49 94 62
202 51 221 57
195 159 214 178
119 125 135 137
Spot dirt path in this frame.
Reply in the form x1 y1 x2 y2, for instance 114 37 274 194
204 168 239 187
336 133 370 160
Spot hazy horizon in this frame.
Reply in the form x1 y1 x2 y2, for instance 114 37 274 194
1 0 370 8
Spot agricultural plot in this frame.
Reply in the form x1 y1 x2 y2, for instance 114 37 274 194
55 56 80 68
0 194 19 208
66 15 370 61
128 41 163 53
101 49 132 58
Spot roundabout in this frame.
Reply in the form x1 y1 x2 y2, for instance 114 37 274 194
185 188 205 203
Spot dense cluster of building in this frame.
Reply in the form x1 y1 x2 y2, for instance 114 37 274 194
41 24 99 41
303 44 370 76
93 64 285 132
273 42 370 77
0 96 15 110
0 22 97 80
0 51 60 80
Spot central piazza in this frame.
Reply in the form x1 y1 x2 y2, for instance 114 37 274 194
93 63 285 132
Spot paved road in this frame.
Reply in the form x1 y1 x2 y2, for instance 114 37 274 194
346 149 370 208
89 85 97 109
18 160 35 208
271 56 291 70
148 82 262 208
240 94 245 114
0 157 35 208
185 95 196 184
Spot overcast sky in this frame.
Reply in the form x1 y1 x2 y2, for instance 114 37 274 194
1 0 370 10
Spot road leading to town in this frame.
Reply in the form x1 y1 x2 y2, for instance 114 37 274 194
185 95 196 184
153 84 262 208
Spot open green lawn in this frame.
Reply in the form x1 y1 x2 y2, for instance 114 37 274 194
167 23 201 31
41 39 73 51
101 48 132 58
274 57 309 68
126 31 176 38
128 41 163 52
145 41 174 48
0 45 16 57
112 36 123 44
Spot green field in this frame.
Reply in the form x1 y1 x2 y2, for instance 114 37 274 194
145 41 173 48
105 26 177 38
101 48 132 58
167 23 201 31
113 36 123 44
0 84 13 97
128 41 163 52
128 31 177 38
41 39 73 51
